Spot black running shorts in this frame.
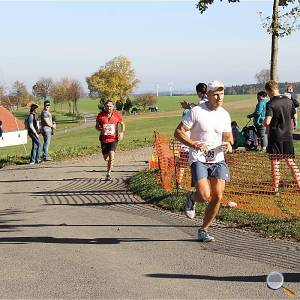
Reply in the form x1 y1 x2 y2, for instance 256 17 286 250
100 141 118 155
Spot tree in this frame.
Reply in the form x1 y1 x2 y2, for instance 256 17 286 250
196 0 300 80
86 56 140 106
69 79 83 117
9 81 30 109
255 69 270 84
32 78 53 101
136 93 157 111
115 100 123 111
259 0 300 80
0 84 5 104
50 80 68 112
50 78 83 117
0 84 10 109
123 98 133 113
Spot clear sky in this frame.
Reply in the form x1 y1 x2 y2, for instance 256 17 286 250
0 0 299 93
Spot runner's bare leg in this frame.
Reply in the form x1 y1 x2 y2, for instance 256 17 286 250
193 177 211 203
202 178 225 230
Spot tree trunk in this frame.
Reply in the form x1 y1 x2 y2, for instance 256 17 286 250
74 98 79 115
270 0 279 81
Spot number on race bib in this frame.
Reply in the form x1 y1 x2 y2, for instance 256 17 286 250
205 150 215 162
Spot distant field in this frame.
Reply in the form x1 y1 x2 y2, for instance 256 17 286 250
77 94 256 114
1 94 300 160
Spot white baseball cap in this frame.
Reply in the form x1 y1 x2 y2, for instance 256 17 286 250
207 80 224 92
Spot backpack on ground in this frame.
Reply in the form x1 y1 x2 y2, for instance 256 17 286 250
241 125 259 151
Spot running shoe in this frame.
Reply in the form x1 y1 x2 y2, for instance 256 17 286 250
185 191 195 219
105 174 112 181
198 228 215 242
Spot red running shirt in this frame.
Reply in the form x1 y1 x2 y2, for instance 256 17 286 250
96 111 123 143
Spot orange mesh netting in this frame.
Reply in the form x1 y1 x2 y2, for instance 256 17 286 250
151 132 300 219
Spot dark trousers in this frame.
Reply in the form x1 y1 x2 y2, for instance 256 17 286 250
255 125 268 148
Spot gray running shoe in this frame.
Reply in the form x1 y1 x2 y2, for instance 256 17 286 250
198 229 215 242
185 191 196 219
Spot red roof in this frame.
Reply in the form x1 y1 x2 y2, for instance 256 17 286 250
0 106 25 132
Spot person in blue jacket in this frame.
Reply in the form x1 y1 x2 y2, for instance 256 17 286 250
247 91 269 151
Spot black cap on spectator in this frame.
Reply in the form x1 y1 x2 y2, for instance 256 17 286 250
44 100 51 106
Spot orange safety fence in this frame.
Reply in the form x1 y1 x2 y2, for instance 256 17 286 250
151 131 300 219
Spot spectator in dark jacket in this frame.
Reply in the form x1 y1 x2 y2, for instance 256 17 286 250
247 91 269 151
28 104 41 165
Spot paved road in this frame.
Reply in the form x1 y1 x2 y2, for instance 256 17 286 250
0 147 299 299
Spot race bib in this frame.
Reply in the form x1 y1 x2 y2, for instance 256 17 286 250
204 149 216 162
103 124 116 136
204 144 222 163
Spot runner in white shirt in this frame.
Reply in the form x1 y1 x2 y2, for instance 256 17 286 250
174 80 233 242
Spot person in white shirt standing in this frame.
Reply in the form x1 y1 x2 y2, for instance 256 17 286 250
174 80 233 242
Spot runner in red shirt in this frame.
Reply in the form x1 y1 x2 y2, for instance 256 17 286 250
96 100 125 180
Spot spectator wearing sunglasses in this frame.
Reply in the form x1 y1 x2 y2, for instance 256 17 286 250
40 100 55 161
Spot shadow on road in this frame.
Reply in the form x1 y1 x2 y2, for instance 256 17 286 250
0 236 198 245
146 272 300 283
0 223 198 229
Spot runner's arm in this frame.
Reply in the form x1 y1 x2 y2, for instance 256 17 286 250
118 121 125 141
174 122 207 152
95 118 102 131
222 132 233 153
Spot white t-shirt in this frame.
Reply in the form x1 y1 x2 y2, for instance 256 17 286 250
182 102 231 165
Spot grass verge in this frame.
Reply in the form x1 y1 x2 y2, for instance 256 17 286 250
128 169 300 241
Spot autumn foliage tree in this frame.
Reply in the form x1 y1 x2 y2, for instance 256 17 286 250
86 56 139 106
50 80 68 112
0 84 5 105
50 78 83 117
69 79 83 116
136 93 157 111
9 81 31 109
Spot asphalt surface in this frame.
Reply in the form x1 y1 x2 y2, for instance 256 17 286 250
0 147 299 299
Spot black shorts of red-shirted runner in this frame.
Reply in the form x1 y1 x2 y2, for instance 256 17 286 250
100 141 118 156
